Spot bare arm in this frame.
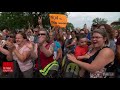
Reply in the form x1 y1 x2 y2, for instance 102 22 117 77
40 44 53 57
31 43 38 59
26 42 38 60
67 48 114 73
38 16 43 29
13 48 31 62
51 26 55 32
56 48 62 60
79 68 86 77
5 41 31 61
0 46 13 60
66 43 74 48
77 56 85 60
66 38 77 48
77 54 90 60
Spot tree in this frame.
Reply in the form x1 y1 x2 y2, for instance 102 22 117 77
0 12 67 32
111 18 120 30
66 22 74 30
92 18 108 24
0 12 32 30
119 18 120 22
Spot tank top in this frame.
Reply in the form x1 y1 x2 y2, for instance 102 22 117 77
35 43 54 70
84 46 115 78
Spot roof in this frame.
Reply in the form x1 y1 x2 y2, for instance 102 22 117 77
111 21 120 25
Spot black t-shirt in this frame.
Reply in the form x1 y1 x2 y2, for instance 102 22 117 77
0 45 8 66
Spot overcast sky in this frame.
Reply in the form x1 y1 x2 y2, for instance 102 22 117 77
68 12 120 29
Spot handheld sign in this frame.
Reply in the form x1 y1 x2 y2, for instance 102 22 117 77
49 14 67 28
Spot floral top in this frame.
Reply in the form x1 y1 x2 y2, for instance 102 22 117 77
84 46 115 78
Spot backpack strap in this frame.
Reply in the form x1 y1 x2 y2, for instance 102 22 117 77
37 45 42 70
39 60 59 76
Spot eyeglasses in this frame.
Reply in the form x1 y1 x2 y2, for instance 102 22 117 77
91 36 103 39
38 33 46 36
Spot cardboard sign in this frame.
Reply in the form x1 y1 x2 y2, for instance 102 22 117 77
49 14 68 28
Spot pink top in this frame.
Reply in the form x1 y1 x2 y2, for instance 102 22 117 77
12 44 33 72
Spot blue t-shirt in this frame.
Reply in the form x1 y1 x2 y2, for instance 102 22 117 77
86 32 91 41
54 41 61 52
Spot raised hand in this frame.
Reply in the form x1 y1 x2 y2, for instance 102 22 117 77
38 16 42 25
67 54 77 63
26 42 34 50
6 41 16 51
38 36 45 45
84 53 91 59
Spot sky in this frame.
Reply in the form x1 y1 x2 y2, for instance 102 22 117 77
68 12 120 29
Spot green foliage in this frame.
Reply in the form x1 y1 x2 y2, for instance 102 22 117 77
92 17 108 24
66 22 74 30
112 25 120 30
118 18 120 22
111 18 120 30
0 12 66 32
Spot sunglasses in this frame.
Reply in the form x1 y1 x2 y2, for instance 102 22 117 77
8 36 15 38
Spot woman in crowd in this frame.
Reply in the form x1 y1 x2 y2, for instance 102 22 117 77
113 29 119 43
35 28 59 78
6 32 34 78
0 33 15 77
98 24 116 53
67 29 115 78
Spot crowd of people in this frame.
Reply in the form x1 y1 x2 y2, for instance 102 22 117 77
0 16 120 78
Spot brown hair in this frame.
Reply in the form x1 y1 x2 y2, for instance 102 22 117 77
98 24 113 40
113 29 120 39
17 32 27 39
76 33 86 41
